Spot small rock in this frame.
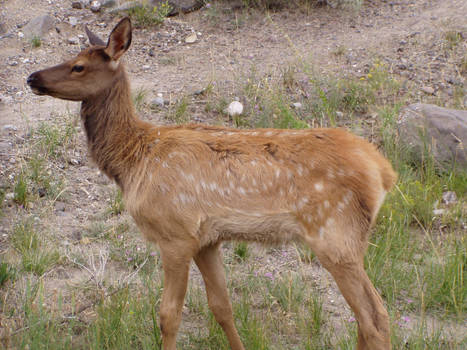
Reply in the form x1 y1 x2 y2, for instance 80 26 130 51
102 0 117 7
8 61 18 66
68 36 79 45
69 17 79 26
421 86 435 95
5 193 14 200
23 15 54 39
0 95 13 104
3 125 17 131
442 191 458 205
292 102 302 109
0 22 6 35
433 209 446 216
72 1 84 9
90 1 101 12
9 158 15 164
336 111 344 118
185 32 197 44
37 188 47 197
55 201 66 212
151 96 165 107
226 101 243 117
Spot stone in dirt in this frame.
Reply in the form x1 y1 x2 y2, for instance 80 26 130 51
442 191 458 205
90 1 101 12
398 103 467 171
22 15 54 39
72 1 85 9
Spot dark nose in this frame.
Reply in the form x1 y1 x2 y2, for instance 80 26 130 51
27 73 39 86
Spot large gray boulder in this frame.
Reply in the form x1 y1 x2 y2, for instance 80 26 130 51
23 15 55 40
398 103 467 171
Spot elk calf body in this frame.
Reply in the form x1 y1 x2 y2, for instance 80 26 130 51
27 18 396 350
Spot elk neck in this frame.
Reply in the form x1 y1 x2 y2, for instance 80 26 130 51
80 67 151 189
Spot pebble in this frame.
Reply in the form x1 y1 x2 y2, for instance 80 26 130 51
72 1 84 9
421 86 435 95
5 193 14 200
102 0 117 7
292 102 302 109
433 208 446 216
151 96 165 107
336 111 344 118
185 33 197 44
69 17 79 26
55 201 66 212
226 101 243 117
68 36 79 45
442 191 458 205
90 1 101 12
3 125 17 131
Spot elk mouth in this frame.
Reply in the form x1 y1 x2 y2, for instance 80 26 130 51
29 85 50 96
27 73 50 96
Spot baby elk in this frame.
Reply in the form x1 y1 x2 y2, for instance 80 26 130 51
28 18 396 350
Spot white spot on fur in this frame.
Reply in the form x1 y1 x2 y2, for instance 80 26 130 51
317 206 324 218
109 60 119 70
279 188 285 197
297 164 304 176
275 168 281 179
324 200 330 209
186 173 195 182
326 217 335 228
250 160 257 166
297 197 309 210
238 187 246 195
314 182 324 192
251 131 258 136
159 183 169 194
319 227 325 238
337 201 345 212
286 169 293 180
327 170 335 179
265 131 274 136
162 161 169 168
343 190 353 204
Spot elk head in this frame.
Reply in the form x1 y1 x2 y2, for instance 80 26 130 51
27 18 132 101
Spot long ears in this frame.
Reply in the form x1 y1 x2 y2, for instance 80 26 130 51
85 25 106 46
105 17 132 61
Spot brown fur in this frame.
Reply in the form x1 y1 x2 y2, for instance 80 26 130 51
27 18 397 350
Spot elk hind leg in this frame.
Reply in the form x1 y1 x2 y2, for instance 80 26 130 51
319 255 390 350
194 243 245 350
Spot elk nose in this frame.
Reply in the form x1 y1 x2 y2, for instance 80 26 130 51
27 73 38 86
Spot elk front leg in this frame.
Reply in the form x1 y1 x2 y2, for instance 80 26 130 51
159 245 192 350
194 243 245 350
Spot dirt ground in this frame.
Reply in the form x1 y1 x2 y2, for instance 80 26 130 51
0 0 466 347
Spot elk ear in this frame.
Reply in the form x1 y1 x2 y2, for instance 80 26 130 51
105 17 132 61
85 26 106 46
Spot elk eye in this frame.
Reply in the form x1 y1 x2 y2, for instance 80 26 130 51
71 65 84 73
